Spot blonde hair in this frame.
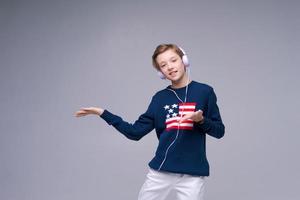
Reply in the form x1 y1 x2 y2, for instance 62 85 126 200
152 44 184 70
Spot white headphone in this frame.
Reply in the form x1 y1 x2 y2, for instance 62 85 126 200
157 47 190 79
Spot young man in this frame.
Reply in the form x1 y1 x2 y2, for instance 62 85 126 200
75 44 225 200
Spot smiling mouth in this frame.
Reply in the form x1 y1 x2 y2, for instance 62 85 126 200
169 71 177 76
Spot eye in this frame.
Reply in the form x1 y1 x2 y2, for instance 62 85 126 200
171 59 177 62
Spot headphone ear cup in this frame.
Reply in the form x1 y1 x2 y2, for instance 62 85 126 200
157 71 166 79
182 55 190 67
178 47 190 67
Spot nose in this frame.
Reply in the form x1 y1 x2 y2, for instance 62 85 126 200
166 62 174 71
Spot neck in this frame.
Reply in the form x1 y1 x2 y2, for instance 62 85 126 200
171 73 190 89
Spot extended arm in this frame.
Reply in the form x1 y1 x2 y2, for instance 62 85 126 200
75 97 156 141
100 108 155 141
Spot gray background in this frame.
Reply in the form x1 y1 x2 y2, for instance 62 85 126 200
1 0 299 199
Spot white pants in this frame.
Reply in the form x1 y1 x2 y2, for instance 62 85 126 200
138 167 205 200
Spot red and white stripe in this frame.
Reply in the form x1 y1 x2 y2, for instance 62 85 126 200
165 102 196 131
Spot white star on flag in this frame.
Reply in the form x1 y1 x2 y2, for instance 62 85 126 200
164 105 170 110
172 104 178 108
168 109 174 113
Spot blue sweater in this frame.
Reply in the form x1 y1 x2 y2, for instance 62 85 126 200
100 80 225 176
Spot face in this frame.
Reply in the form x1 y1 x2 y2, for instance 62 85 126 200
156 49 186 84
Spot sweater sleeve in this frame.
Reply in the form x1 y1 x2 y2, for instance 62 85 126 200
99 97 156 141
195 88 225 139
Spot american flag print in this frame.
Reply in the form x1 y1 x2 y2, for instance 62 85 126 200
164 102 197 131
